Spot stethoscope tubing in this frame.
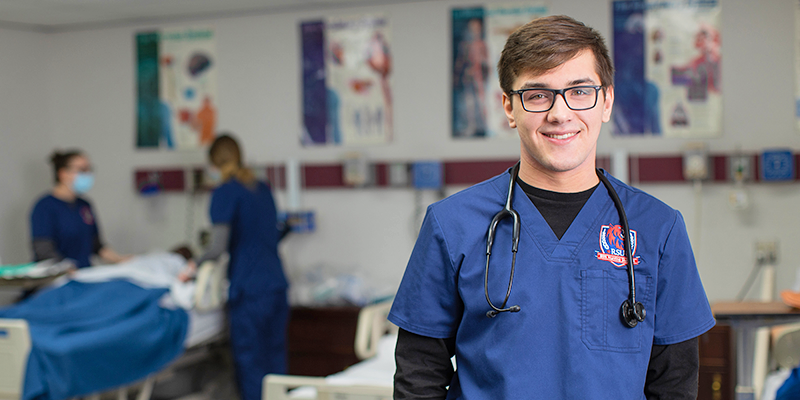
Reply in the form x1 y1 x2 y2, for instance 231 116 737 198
485 162 521 318
484 162 645 327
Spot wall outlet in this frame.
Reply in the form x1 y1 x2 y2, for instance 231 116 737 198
388 162 409 186
728 154 752 182
755 240 778 266
683 143 709 180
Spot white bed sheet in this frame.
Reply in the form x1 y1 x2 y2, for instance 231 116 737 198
289 333 397 399
54 252 227 348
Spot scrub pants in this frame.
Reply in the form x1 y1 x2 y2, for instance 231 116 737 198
228 289 289 400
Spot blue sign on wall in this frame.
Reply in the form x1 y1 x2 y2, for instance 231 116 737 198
412 161 443 189
761 150 795 181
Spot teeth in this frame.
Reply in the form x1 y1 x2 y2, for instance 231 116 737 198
545 132 577 140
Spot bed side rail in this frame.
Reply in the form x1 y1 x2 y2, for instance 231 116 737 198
354 299 395 360
193 257 228 311
0 319 31 400
263 374 392 400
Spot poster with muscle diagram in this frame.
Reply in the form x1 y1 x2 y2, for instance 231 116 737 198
613 0 721 137
301 15 393 146
136 27 218 150
795 0 800 132
452 3 549 139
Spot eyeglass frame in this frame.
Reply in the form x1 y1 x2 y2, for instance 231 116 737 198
508 85 604 113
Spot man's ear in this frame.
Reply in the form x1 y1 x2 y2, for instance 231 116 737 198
502 93 517 129
601 86 614 123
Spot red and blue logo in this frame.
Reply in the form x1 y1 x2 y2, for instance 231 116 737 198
80 206 95 226
596 224 639 267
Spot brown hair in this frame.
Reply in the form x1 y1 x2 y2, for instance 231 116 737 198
170 245 194 261
497 15 614 96
208 133 255 185
49 150 84 184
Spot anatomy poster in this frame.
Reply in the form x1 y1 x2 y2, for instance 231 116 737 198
452 3 548 139
136 27 218 150
796 0 800 131
301 15 392 146
613 0 721 137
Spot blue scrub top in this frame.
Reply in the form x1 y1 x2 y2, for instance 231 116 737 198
30 194 101 268
210 179 287 302
389 169 716 399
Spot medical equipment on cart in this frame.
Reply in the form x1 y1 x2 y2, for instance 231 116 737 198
0 259 75 291
485 161 646 327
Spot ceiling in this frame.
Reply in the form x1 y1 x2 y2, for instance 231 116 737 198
0 0 400 32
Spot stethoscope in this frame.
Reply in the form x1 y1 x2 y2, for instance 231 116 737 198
484 161 646 328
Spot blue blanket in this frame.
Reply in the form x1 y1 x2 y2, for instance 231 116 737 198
0 280 189 400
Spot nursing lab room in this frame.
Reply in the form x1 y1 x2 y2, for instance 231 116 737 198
1 0 800 399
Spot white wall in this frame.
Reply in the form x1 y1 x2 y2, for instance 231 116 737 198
4 0 800 303
0 27 49 265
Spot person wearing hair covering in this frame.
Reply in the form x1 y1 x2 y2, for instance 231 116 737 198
30 150 129 268
190 133 289 400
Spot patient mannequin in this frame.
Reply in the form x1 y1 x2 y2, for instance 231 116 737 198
66 245 196 287
174 245 198 283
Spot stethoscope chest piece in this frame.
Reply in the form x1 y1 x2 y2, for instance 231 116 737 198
621 299 646 328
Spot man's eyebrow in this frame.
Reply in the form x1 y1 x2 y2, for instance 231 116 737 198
518 82 547 89
567 78 598 86
517 78 598 90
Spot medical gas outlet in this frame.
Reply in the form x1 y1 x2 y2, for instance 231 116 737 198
682 144 709 181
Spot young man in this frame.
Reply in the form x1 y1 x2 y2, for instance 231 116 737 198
388 15 715 399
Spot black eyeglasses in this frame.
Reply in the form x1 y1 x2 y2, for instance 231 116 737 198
509 85 603 113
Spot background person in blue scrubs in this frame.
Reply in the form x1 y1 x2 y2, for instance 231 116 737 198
190 134 289 400
30 150 129 268
389 15 714 399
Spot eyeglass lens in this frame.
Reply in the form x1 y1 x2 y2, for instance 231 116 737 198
520 86 599 112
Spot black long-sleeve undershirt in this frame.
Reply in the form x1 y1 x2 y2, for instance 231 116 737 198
394 329 699 399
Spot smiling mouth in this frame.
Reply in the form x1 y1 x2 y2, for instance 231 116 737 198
543 131 578 140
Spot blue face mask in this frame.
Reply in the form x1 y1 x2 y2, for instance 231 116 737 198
72 173 95 194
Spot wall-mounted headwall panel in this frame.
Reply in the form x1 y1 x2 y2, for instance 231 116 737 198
134 151 800 194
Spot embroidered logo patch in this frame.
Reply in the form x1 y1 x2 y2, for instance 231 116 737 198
80 206 95 225
596 224 640 267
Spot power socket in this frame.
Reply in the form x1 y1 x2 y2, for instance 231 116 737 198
683 143 709 180
755 240 778 266
729 154 752 182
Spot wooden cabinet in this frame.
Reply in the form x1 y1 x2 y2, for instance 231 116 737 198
698 324 734 400
287 306 362 376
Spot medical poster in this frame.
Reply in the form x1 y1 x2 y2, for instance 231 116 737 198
136 27 218 150
301 15 392 146
452 3 549 139
613 0 721 137
795 0 800 131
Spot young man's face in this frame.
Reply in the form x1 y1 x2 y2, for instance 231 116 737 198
502 50 614 180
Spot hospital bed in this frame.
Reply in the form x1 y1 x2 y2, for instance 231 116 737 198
263 300 396 400
0 255 229 400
